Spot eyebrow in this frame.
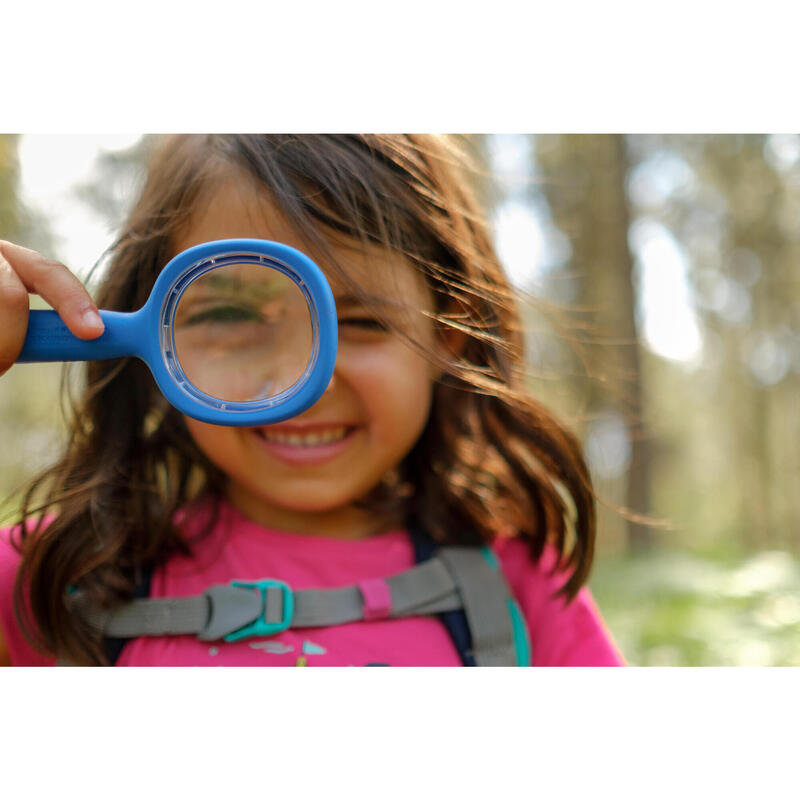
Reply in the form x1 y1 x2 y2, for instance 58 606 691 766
183 274 291 302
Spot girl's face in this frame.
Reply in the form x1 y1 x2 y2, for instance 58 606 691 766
173 178 442 538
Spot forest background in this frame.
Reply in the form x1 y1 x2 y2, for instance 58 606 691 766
1 133 799 666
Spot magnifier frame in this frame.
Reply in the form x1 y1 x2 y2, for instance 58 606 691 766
17 239 338 427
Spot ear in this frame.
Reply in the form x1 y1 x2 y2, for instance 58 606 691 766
438 321 469 359
429 300 470 381
437 296 470 358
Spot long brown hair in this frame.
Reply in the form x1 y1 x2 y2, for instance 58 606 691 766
13 134 596 665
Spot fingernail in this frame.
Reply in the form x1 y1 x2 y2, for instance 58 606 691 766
82 309 104 331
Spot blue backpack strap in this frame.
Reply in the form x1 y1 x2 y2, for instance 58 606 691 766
408 526 476 666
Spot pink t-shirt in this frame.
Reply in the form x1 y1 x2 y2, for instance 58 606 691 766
0 501 624 666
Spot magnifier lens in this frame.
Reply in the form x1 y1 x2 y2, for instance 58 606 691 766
173 261 313 403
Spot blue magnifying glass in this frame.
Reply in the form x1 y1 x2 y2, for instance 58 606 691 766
16 239 338 427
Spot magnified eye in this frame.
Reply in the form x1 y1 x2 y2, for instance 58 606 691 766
181 303 264 326
172 258 318 406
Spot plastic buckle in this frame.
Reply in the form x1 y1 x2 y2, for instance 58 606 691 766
224 579 294 642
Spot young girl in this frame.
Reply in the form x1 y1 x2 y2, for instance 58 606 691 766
0 134 623 666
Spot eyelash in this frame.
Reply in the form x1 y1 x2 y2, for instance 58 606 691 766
339 317 389 331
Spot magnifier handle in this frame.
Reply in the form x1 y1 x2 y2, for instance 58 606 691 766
17 309 143 363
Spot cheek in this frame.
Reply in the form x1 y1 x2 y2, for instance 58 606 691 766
347 345 435 442
183 417 241 468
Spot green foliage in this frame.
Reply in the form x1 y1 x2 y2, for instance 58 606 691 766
0 136 67 524
0 357 70 526
0 135 23 240
591 548 800 665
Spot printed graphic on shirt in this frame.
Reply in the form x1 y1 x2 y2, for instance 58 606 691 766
249 640 294 655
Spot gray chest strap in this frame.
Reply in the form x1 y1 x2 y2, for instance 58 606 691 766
70 547 528 666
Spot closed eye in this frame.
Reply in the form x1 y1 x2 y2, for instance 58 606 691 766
338 317 389 331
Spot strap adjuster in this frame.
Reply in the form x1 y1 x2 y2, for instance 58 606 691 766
224 579 294 642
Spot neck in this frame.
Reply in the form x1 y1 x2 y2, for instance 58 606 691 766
224 483 404 540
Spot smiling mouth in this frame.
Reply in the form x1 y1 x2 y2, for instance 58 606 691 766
252 425 356 448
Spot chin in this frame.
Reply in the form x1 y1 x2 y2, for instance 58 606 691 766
248 487 363 515
275 498 351 514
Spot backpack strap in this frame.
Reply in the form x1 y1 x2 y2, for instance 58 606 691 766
76 557 464 635
104 566 153 665
408 526 476 666
88 531 529 666
409 527 531 666
438 547 530 666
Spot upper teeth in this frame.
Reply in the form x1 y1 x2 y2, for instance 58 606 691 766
260 426 348 446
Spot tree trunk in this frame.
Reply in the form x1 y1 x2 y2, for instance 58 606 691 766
536 134 652 551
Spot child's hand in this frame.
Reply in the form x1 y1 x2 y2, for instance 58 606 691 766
0 241 105 377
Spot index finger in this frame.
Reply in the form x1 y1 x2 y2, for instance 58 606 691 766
0 241 105 339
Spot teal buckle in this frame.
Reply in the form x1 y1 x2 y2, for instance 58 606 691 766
224 579 295 643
